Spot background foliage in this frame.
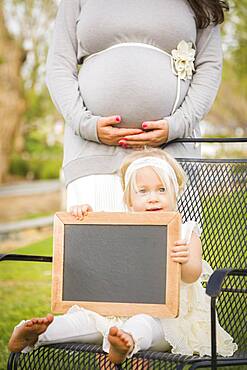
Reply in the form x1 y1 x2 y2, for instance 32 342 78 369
0 0 246 183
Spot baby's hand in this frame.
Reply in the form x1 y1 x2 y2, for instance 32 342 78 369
69 204 93 220
171 240 190 264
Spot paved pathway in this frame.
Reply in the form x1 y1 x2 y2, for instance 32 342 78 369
0 216 53 235
0 180 62 238
0 180 62 197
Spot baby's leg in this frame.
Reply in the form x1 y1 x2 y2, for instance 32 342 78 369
8 314 54 352
106 314 169 364
9 308 103 353
37 308 102 346
122 314 168 352
107 326 134 364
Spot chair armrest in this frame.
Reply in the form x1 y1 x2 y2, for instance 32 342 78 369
0 254 52 263
206 268 246 369
206 268 247 298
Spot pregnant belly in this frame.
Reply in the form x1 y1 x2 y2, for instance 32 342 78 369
78 45 190 129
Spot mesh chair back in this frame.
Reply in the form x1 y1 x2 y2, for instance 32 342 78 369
178 159 247 357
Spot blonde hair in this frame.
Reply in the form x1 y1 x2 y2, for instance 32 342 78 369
119 148 187 210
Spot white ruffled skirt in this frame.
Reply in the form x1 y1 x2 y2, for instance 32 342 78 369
69 261 237 357
52 261 237 358
159 260 238 357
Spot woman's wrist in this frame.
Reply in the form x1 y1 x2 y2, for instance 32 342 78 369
80 115 102 143
163 116 181 143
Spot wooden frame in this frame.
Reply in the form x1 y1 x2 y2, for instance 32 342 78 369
52 211 181 318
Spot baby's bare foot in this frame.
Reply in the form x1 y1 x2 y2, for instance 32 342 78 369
108 326 134 364
8 314 54 352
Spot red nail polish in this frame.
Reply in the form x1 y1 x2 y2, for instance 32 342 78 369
142 123 148 129
116 116 121 122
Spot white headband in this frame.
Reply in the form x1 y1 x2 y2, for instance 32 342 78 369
125 157 179 196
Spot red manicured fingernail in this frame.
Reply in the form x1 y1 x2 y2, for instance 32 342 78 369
118 140 125 145
116 116 121 122
142 123 148 129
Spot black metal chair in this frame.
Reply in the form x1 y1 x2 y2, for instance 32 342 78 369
1 145 247 369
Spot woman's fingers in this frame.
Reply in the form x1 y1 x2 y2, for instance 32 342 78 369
121 131 164 147
98 116 142 134
120 132 154 148
97 116 143 145
97 117 168 146
142 120 166 130
121 119 168 147
98 115 122 126
118 140 145 149
116 127 143 136
122 131 152 141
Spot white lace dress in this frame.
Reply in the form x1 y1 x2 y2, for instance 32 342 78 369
159 221 238 357
158 260 238 356
67 221 237 357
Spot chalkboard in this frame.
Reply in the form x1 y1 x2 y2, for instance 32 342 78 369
52 212 181 318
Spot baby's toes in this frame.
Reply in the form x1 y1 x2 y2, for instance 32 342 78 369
25 320 33 327
47 314 54 323
123 336 130 345
37 318 46 325
31 318 39 324
123 336 131 346
109 326 118 336
122 335 129 343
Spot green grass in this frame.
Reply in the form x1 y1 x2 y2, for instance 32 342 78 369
200 190 246 269
0 188 246 369
0 238 52 369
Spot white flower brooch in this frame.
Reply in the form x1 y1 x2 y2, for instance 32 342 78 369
171 40 196 80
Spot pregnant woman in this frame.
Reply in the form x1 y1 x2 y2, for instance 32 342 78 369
46 0 228 211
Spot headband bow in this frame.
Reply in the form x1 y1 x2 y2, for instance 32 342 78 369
125 157 179 197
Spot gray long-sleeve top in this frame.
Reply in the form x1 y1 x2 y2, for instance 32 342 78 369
46 0 223 186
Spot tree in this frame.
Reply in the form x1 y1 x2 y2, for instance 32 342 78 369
207 0 247 134
229 0 247 90
0 2 26 182
0 0 57 182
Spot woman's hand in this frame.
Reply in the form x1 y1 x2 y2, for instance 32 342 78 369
97 116 143 146
171 240 190 264
70 204 93 220
119 119 169 148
